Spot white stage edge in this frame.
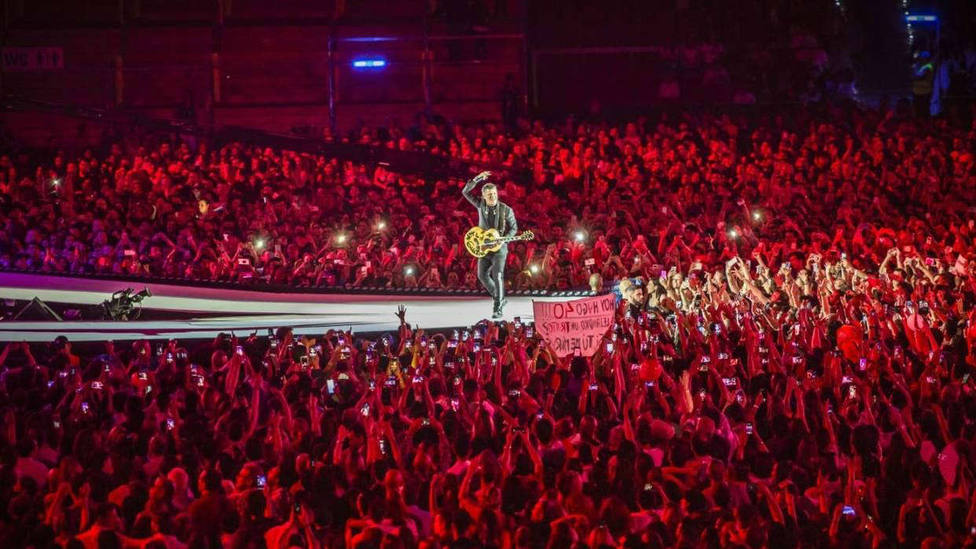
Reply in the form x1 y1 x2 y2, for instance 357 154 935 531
0 273 570 341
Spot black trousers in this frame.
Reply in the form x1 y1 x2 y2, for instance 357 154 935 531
477 247 507 305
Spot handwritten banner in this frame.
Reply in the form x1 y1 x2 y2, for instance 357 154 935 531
533 293 615 357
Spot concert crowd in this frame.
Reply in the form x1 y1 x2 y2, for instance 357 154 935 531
1 103 973 293
1 265 974 547
0 101 975 547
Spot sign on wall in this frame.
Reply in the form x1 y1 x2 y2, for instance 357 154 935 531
2 47 64 71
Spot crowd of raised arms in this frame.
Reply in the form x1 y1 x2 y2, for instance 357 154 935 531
0 101 975 548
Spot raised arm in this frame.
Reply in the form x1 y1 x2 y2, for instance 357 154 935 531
462 171 491 207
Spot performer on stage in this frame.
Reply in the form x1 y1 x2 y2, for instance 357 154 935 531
463 171 518 318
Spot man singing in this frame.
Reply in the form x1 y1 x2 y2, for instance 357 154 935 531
463 171 518 318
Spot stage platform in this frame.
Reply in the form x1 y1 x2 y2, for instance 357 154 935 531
0 272 571 342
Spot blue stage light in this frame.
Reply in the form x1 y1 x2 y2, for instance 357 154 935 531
352 58 387 69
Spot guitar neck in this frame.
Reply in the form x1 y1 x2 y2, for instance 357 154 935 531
496 234 525 243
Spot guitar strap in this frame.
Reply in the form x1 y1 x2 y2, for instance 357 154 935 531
483 202 503 233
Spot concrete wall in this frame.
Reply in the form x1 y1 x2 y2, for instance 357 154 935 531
1 0 518 134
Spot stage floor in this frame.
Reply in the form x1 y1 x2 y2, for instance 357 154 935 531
0 273 568 341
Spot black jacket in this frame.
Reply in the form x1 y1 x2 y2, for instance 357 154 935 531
462 178 518 238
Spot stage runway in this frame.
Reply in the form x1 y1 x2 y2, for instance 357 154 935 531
0 272 573 341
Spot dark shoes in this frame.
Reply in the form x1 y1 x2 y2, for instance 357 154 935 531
492 297 508 319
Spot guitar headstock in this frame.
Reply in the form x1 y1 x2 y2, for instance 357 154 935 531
519 231 535 241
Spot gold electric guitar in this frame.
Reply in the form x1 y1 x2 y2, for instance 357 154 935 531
464 227 534 258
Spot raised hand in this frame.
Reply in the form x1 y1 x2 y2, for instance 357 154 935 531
395 305 407 324
473 171 492 183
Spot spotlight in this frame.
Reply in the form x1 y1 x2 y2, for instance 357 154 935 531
352 58 387 69
752 210 762 222
336 233 347 245
574 231 586 243
529 264 540 274
376 220 387 231
728 229 739 239
405 266 415 276
254 238 266 250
